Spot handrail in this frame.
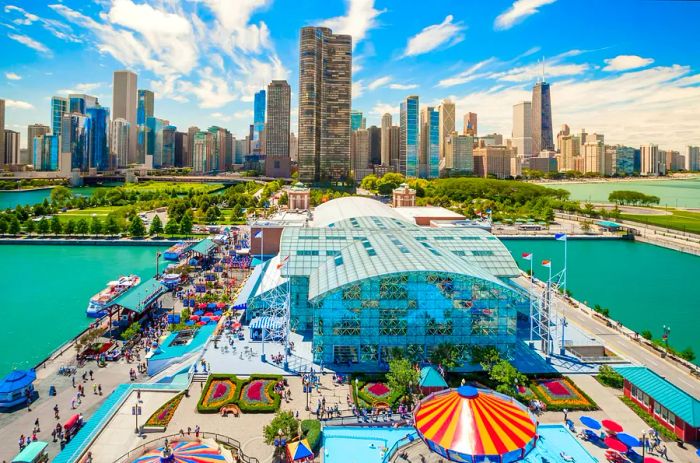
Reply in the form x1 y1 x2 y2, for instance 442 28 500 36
110 431 259 463
382 431 419 463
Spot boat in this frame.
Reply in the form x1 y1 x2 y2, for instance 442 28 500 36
86 275 140 317
163 241 190 261
160 273 182 289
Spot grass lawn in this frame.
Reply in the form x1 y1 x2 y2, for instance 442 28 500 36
58 206 123 222
621 209 700 234
121 181 224 194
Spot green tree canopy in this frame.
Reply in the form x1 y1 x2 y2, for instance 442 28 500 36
50 185 73 203
180 211 193 236
9 216 21 235
165 218 179 235
608 190 661 206
263 410 299 445
90 216 103 236
105 215 120 236
25 218 36 235
37 217 50 235
50 216 63 235
63 219 74 235
386 358 420 398
76 218 89 236
428 343 463 370
149 215 164 236
129 216 146 237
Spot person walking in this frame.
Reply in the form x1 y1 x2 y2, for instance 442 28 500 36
98 384 102 395
89 370 94 381
34 418 40 432
54 404 60 420
195 425 200 438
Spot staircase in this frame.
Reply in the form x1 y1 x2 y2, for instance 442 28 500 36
192 372 210 383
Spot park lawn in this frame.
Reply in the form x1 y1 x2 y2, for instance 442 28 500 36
57 206 123 222
621 209 700 234
121 181 224 194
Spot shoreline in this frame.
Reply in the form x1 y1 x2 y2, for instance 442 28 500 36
0 237 183 246
533 174 699 186
0 185 59 193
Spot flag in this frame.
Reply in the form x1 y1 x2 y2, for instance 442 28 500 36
541 260 551 267
254 230 263 239
276 255 289 270
554 233 567 241
521 252 532 260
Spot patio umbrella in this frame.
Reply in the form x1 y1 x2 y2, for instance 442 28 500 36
644 458 662 463
214 310 223 316
616 433 641 448
184 320 195 326
189 315 200 321
201 316 211 322
579 416 601 430
216 302 226 309
604 437 628 453
232 322 241 329
602 419 624 433
697 449 700 457
204 312 214 317
207 303 217 309
197 303 207 309
210 316 221 321
194 310 204 316
197 321 206 326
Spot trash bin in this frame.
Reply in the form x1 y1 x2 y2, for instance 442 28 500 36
49 385 56 396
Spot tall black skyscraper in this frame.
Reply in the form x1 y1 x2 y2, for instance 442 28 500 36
531 81 554 154
368 126 381 165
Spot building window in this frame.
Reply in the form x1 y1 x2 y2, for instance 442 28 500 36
654 402 661 415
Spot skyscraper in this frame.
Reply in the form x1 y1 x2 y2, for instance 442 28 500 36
4 130 19 165
420 106 439 178
253 89 266 155
583 134 604 175
685 146 700 171
112 70 138 163
51 96 68 135
137 89 154 163
350 128 370 181
86 106 110 171
368 126 381 166
463 112 477 136
641 144 664 176
400 95 419 177
298 26 352 183
61 113 89 171
380 113 392 166
512 101 533 158
33 134 59 171
68 94 98 114
111 118 130 168
174 131 188 167
442 132 474 174
28 124 50 168
350 110 365 131
389 125 400 171
531 81 554 154
438 99 455 161
265 80 291 177
0 99 4 168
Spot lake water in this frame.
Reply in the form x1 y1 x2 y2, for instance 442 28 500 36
0 186 104 210
503 239 700 363
544 178 700 208
0 244 167 376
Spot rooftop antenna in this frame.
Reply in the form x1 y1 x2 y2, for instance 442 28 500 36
541 56 546 83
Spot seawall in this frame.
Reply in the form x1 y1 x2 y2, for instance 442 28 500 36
0 237 182 246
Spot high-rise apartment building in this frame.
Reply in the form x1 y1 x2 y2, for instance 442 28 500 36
420 106 439 178
264 80 291 177
442 132 473 174
28 124 50 168
368 126 381 166
192 131 209 173
685 146 700 171
4 130 19 165
380 113 392 166
68 94 99 115
137 89 154 163
61 113 89 171
158 125 177 168
33 134 60 171
473 145 517 179
640 144 665 176
298 26 352 183
187 126 199 168
111 118 130 168
463 112 477 136
558 134 580 172
174 131 188 167
400 95 419 177
389 125 400 171
531 81 554 155
0 99 4 168
145 117 168 166
350 128 371 182
583 134 604 175
112 70 138 163
438 100 455 161
613 146 635 176
51 96 68 135
207 126 232 172
350 110 365 131
253 89 266 155
512 101 533 158
556 124 570 151
235 137 250 165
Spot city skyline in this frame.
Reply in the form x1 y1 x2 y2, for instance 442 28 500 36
1 0 700 149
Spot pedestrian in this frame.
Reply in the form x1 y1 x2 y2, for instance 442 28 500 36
89 370 94 381
195 425 200 438
19 435 24 450
562 408 569 423
659 443 668 460
51 428 56 443
54 404 59 420
179 429 185 438
72 376 76 388
71 398 76 409
34 418 40 432
98 384 102 395
26 397 31 412
187 426 191 436
93 384 98 395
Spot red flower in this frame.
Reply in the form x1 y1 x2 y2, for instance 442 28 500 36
367 382 390 397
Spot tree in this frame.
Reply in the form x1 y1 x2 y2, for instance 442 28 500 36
105 215 120 236
37 217 50 235
8 217 21 235
76 218 89 236
90 216 103 236
205 205 220 223
0 218 6 235
277 192 288 206
63 219 75 236
120 321 141 341
580 221 592 233
180 212 193 236
25 219 36 235
386 358 420 398
165 218 179 236
230 204 243 222
263 410 299 446
428 343 462 370
489 360 528 396
360 174 379 192
50 185 72 203
376 173 405 195
680 347 696 362
641 330 653 340
129 216 146 237
50 216 63 235
469 345 501 372
149 215 164 236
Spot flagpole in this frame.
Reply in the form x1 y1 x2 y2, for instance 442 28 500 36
561 236 568 355
548 261 553 355
529 253 534 343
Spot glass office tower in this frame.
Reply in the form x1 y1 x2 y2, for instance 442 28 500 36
400 96 419 177
86 106 110 170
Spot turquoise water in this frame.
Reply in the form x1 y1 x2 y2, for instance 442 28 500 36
522 425 596 463
0 244 167 376
548 178 700 208
503 239 700 363
0 186 104 209
322 426 414 463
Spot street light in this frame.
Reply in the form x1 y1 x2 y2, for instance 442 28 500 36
133 391 142 435
662 325 671 348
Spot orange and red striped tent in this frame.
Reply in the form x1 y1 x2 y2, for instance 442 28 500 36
414 386 537 462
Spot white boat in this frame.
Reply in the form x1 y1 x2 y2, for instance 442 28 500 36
86 275 141 318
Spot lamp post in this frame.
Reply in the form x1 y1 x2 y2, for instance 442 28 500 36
133 391 141 435
156 251 161 277
662 325 671 348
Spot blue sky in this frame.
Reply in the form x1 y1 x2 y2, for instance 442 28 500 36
2 0 700 149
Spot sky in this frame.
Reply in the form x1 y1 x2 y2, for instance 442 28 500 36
1 0 700 150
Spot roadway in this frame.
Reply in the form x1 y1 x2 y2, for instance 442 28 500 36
516 275 700 399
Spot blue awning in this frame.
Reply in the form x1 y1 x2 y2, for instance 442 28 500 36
233 262 265 310
0 369 36 393
249 317 283 330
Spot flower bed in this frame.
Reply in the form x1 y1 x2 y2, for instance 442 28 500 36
238 375 282 413
144 393 184 430
197 374 241 413
531 377 597 411
354 379 403 408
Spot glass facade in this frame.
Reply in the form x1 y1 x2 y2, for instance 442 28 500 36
350 111 364 131
50 97 67 135
253 89 265 153
86 106 110 170
615 146 635 176
61 113 89 171
428 108 440 178
400 96 419 177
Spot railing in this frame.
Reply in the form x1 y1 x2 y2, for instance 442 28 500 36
381 431 419 463
110 432 259 463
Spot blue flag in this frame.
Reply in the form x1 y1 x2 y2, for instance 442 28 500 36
254 230 263 239
554 233 567 241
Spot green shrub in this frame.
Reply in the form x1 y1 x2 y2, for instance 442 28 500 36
301 419 321 452
620 397 676 441
196 374 242 413
352 376 403 409
237 374 282 413
596 365 624 389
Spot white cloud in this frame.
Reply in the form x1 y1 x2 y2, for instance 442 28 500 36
352 81 365 98
178 67 236 109
57 82 103 95
493 62 589 82
5 4 81 42
319 0 385 47
5 99 34 109
438 58 496 87
7 33 52 56
211 111 232 122
603 55 654 72
403 15 465 58
371 102 399 120
494 0 557 30
389 83 418 90
5 72 21 80
201 0 273 54
233 109 253 119
367 75 391 90
4 5 39 25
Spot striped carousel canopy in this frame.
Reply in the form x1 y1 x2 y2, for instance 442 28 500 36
414 386 537 463
131 440 226 463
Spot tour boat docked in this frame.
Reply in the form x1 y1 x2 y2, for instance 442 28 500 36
163 242 190 261
86 275 140 318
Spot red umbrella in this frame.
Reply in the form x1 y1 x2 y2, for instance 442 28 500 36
189 315 200 321
643 458 662 463
604 436 628 453
210 315 221 321
197 303 207 309
602 419 623 433
204 312 214 317
216 302 226 308
232 322 241 329
197 321 206 326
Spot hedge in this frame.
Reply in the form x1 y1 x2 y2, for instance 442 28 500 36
301 419 321 452
353 379 403 409
238 374 283 414
620 397 677 441
196 374 242 413
530 377 598 411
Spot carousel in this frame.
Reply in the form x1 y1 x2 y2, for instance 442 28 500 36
131 440 226 463
413 386 538 463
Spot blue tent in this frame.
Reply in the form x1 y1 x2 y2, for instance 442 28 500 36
286 439 313 461
0 370 36 394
